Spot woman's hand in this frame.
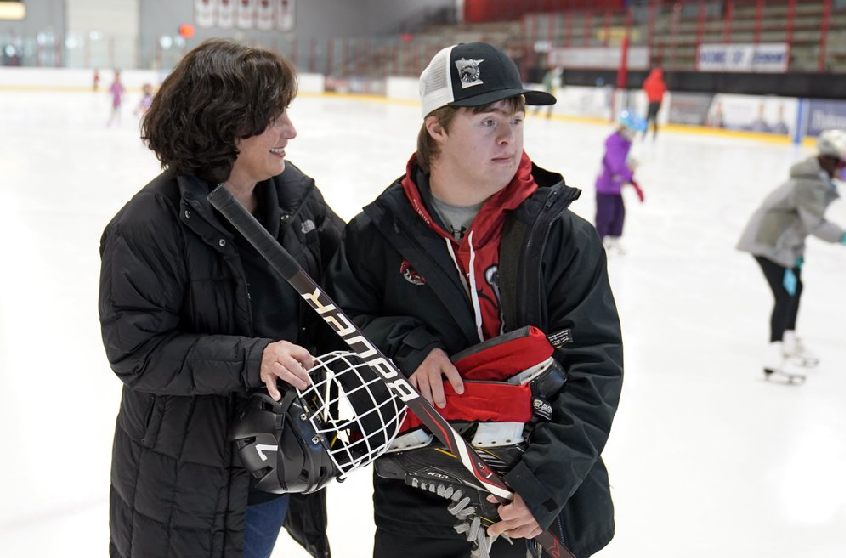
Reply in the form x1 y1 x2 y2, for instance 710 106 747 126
260 340 315 400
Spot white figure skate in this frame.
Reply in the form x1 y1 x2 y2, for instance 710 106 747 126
763 341 806 384
782 331 820 368
603 237 626 255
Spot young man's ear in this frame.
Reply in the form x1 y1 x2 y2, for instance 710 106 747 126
425 115 445 141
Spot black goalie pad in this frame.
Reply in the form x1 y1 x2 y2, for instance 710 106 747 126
376 441 526 543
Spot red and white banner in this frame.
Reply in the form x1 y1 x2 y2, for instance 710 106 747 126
217 0 234 28
276 0 294 31
195 0 215 28
237 0 254 29
256 0 275 31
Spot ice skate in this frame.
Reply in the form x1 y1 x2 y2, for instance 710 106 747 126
603 237 626 255
763 341 806 384
612 239 627 255
782 331 820 368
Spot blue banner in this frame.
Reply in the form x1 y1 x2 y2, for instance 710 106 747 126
697 43 788 72
804 99 846 137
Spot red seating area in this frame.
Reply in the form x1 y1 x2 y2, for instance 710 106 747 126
325 0 845 78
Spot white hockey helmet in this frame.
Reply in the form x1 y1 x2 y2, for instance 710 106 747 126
816 129 846 160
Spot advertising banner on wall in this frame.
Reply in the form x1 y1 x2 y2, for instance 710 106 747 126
699 94 796 135
277 0 294 31
667 93 715 126
195 0 215 27
237 0 254 29
697 43 789 72
217 0 234 28
548 46 649 70
804 100 846 137
256 0 275 31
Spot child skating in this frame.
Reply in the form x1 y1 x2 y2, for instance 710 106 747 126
134 83 154 117
594 110 647 254
737 130 846 383
107 69 125 127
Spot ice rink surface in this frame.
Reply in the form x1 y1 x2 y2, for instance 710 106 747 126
1 90 844 557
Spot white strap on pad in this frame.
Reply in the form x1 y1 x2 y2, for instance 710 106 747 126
386 428 434 453
471 422 525 448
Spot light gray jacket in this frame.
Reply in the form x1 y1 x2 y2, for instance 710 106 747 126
737 157 844 267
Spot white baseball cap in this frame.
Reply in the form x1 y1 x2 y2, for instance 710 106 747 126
817 129 846 159
418 42 557 118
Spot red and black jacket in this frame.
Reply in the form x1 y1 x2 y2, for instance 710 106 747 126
327 156 623 558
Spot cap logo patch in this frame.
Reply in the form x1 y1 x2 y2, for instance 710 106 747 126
456 58 484 89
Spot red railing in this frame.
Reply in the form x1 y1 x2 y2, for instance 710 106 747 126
819 0 831 70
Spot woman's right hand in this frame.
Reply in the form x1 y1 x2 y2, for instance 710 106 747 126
260 340 315 400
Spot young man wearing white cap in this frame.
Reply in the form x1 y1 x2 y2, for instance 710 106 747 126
737 130 846 381
327 42 623 557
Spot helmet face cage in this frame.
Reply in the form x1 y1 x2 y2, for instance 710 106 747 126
300 351 407 480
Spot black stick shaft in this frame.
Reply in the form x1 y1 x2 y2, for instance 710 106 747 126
208 185 573 558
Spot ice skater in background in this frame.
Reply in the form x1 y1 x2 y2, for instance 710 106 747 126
594 110 647 254
533 66 561 118
107 69 125 126
737 130 846 382
133 82 154 117
642 67 666 139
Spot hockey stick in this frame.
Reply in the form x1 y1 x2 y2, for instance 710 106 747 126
208 185 574 558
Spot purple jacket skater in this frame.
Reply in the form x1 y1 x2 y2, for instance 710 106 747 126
595 130 634 240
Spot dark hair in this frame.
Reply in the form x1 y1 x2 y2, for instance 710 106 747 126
415 96 525 173
142 39 297 185
818 154 844 177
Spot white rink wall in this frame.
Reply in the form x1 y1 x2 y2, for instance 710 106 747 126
0 67 326 93
3 68 838 146
0 68 816 143
387 75 650 123
0 67 162 90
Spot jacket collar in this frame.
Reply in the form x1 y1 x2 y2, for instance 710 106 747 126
176 174 283 241
399 152 540 246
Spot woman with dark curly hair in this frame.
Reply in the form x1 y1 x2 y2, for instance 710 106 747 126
99 39 343 558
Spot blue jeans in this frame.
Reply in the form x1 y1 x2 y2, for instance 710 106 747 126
243 495 290 558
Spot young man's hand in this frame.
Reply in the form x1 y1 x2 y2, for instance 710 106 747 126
486 493 542 539
409 348 464 408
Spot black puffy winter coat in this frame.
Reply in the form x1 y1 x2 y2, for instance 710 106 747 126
99 164 343 558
